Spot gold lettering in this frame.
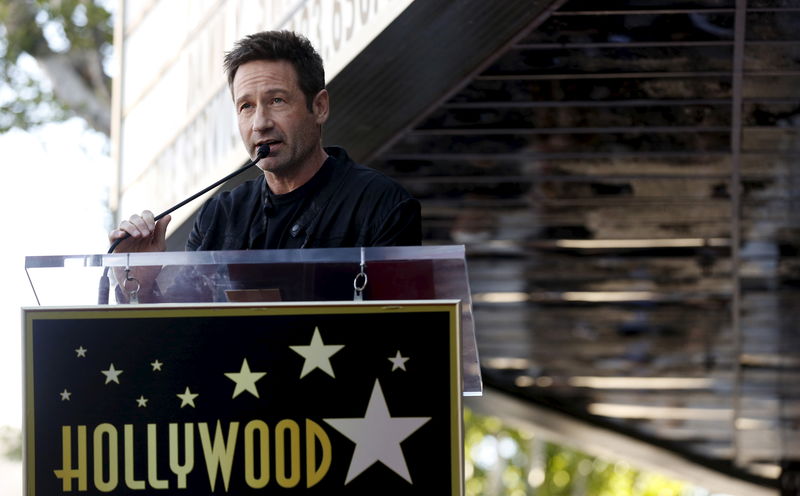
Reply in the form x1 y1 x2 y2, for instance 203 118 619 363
147 424 169 489
93 423 118 492
123 425 145 489
169 423 194 489
54 425 87 491
199 421 239 492
306 419 331 488
244 420 270 488
275 419 301 488
54 417 331 492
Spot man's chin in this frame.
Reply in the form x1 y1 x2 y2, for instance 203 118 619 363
256 158 288 175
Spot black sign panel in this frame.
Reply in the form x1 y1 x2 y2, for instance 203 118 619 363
24 302 462 495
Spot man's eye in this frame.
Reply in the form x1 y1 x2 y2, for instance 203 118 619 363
239 103 252 112
272 97 285 104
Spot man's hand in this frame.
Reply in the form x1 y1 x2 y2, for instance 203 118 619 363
109 210 171 253
108 210 171 302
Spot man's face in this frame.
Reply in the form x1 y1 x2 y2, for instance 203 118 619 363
232 59 328 176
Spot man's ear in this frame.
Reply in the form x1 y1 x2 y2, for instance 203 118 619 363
313 89 330 125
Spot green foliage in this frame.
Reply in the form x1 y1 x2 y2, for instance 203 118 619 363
0 426 22 462
33 0 112 53
0 0 112 133
464 408 693 496
0 0 112 63
0 54 70 132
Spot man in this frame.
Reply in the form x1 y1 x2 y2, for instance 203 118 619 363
110 30 421 254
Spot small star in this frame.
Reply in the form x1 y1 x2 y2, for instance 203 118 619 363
74 346 87 358
388 351 410 371
177 387 198 408
60 389 71 401
290 327 344 378
224 358 267 398
136 396 148 408
151 360 163 371
324 379 431 484
101 363 123 384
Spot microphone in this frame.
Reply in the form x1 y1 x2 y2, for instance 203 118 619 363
107 144 270 254
98 144 270 304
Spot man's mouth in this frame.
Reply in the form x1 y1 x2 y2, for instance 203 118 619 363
259 140 281 149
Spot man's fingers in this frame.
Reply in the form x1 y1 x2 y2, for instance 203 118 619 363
128 214 151 237
108 229 127 242
117 219 142 238
141 210 157 230
108 210 166 252
117 211 158 238
154 214 171 241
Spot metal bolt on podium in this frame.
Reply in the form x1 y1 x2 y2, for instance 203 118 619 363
122 253 140 304
353 247 368 301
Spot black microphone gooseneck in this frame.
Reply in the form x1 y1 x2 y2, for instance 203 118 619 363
107 144 270 254
98 144 270 303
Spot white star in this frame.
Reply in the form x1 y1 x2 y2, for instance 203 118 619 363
136 395 148 408
151 359 163 371
289 327 344 378
388 350 410 371
177 387 198 408
101 363 123 384
324 379 431 484
224 358 267 398
60 389 71 401
74 346 87 358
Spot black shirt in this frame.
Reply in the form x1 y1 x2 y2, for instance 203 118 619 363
186 147 421 250
256 166 318 249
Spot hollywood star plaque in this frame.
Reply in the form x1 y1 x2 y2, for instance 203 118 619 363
24 301 462 495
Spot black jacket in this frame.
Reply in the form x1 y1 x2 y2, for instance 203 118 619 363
186 147 421 250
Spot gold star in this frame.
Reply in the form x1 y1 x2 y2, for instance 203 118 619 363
101 363 123 384
177 387 198 408
224 358 267 398
290 327 344 378
75 346 87 358
324 380 431 483
151 359 163 371
136 396 148 408
388 351 410 371
60 389 71 401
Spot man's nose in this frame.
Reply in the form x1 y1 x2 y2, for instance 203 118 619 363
252 106 274 132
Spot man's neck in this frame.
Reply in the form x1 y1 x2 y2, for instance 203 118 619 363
265 147 329 195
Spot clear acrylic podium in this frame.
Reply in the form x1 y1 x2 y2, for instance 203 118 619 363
25 245 481 395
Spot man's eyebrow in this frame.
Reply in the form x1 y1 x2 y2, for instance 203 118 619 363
264 87 289 95
236 88 288 99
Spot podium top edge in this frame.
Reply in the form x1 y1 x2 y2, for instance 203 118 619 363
25 245 467 269
21 299 464 312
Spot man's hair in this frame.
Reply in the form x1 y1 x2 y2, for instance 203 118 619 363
224 30 325 111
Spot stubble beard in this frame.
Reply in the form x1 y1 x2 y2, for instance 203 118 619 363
258 129 320 180
258 145 309 179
